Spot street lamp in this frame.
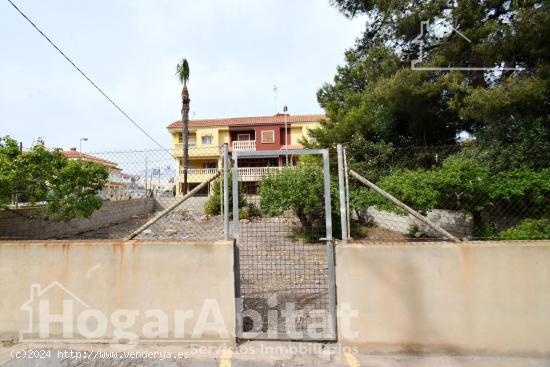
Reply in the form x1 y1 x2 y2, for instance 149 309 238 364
283 105 288 166
79 138 88 154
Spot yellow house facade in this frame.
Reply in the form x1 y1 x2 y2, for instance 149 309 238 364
167 113 324 194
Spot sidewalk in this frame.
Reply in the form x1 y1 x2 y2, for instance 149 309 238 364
1 342 549 366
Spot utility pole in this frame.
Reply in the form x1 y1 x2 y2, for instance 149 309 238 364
79 137 88 156
273 84 278 114
284 105 289 166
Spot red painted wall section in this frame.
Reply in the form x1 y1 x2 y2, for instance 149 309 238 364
228 124 292 150
251 124 291 151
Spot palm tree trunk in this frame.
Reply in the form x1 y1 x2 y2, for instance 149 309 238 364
181 85 190 194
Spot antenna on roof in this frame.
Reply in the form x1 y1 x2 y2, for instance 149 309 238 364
273 84 278 114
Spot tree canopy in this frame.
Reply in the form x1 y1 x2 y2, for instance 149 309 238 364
0 136 109 221
308 0 549 169
307 1 550 239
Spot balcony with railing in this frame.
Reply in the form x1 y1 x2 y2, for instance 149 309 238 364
232 140 256 151
178 166 292 182
237 166 280 178
178 168 219 183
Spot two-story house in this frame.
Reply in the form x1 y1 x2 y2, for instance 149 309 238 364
167 113 324 195
63 148 128 200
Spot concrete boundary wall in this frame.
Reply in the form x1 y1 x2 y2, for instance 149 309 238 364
336 241 550 355
0 240 235 343
0 198 155 240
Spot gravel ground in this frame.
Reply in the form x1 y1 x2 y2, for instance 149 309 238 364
238 215 330 335
70 197 227 241
67 215 151 239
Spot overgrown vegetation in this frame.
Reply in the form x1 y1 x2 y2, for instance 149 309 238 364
258 160 340 239
500 219 550 240
203 174 251 218
353 154 550 236
304 0 549 239
0 136 109 221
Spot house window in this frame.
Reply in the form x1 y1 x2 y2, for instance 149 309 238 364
237 133 251 141
201 135 213 145
261 130 275 144
204 162 217 169
179 135 196 147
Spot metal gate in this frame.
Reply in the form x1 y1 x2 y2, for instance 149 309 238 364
231 149 336 340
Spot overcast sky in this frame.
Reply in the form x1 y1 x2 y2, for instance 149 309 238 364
1 0 364 152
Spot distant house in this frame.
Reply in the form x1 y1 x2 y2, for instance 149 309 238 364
63 148 128 200
167 113 324 194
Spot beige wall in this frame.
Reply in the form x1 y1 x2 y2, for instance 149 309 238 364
0 198 155 240
0 240 235 343
218 129 229 145
290 126 303 145
169 128 229 149
336 241 550 355
290 122 319 145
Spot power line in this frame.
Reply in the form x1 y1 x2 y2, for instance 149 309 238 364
6 0 175 158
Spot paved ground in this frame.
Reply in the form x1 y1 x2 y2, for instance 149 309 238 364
1 342 549 367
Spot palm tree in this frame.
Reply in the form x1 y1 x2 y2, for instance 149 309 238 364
176 58 190 194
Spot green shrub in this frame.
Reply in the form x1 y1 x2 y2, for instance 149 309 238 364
245 202 261 217
488 168 550 210
258 162 340 232
238 203 261 220
352 156 489 216
203 174 246 216
500 218 550 240
350 154 550 238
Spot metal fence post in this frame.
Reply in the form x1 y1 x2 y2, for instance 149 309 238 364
223 144 229 240
232 152 239 240
337 144 348 244
343 146 351 240
322 150 333 240
323 149 337 339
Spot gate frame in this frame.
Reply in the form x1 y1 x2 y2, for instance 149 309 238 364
231 148 337 341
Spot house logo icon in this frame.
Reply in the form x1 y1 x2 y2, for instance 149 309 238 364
411 20 524 72
20 281 90 341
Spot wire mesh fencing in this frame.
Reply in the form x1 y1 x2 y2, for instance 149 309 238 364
344 144 550 242
0 146 226 241
233 151 335 339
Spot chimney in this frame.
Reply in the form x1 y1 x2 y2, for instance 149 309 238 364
70 147 77 151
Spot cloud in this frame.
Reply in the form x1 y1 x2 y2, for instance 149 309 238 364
0 0 365 151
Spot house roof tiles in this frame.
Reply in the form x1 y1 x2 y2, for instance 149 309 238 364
167 113 326 129
63 150 118 168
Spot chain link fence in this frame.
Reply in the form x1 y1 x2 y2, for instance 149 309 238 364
0 146 225 241
344 144 550 241
2 141 548 243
